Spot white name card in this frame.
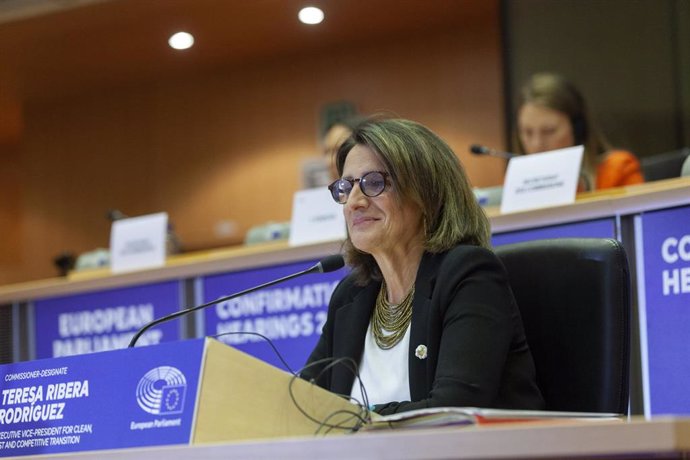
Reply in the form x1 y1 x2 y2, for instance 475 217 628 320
110 212 168 274
500 145 584 214
289 188 347 246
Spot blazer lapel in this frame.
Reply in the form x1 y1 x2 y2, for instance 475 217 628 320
408 252 443 399
331 282 379 395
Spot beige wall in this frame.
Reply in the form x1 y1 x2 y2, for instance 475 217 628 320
0 5 506 285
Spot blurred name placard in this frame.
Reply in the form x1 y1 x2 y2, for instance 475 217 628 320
110 212 168 273
289 188 346 246
501 146 583 214
0 340 204 457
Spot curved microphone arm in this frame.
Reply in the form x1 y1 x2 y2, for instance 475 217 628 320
127 254 344 348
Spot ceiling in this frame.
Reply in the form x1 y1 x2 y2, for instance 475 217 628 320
0 0 489 105
0 0 110 24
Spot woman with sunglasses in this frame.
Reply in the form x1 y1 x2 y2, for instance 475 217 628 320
301 118 544 415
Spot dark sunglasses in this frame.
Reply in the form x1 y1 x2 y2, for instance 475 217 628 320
328 171 389 204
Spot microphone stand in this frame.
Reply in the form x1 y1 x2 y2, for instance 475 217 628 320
128 261 333 348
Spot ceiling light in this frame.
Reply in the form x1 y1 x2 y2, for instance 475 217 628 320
298 6 324 25
168 32 194 50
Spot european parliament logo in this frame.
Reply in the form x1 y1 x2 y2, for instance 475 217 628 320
136 366 187 415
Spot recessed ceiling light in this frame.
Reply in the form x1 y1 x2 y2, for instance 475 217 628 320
168 32 194 50
298 6 324 25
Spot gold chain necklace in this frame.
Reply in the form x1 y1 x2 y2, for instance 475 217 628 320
372 280 415 349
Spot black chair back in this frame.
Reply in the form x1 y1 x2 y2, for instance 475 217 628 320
495 238 631 414
641 148 690 181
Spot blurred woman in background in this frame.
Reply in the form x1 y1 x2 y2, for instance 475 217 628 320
514 72 644 191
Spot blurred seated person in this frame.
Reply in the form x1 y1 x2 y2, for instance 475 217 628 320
303 115 366 188
301 117 544 414
322 116 366 182
515 72 644 191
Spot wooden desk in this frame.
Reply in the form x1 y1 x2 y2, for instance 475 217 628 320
487 176 690 234
1 177 690 417
1 177 689 303
0 239 343 303
18 418 690 460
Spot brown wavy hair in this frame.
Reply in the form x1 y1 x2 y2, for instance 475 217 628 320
334 117 491 285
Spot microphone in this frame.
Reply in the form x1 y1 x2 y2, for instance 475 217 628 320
107 209 128 221
469 144 518 160
127 254 345 348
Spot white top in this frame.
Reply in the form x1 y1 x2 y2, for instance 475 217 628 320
350 322 411 406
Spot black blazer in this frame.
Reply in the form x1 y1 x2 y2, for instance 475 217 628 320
302 245 545 414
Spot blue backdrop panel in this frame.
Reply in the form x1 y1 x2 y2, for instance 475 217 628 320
638 205 690 416
33 281 183 359
201 259 347 373
492 217 617 246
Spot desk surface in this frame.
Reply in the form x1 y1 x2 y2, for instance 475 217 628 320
2 176 689 303
15 417 690 460
487 175 690 233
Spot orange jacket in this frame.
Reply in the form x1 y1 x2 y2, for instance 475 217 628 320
596 150 645 190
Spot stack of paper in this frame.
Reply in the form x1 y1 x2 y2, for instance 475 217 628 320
364 407 623 431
